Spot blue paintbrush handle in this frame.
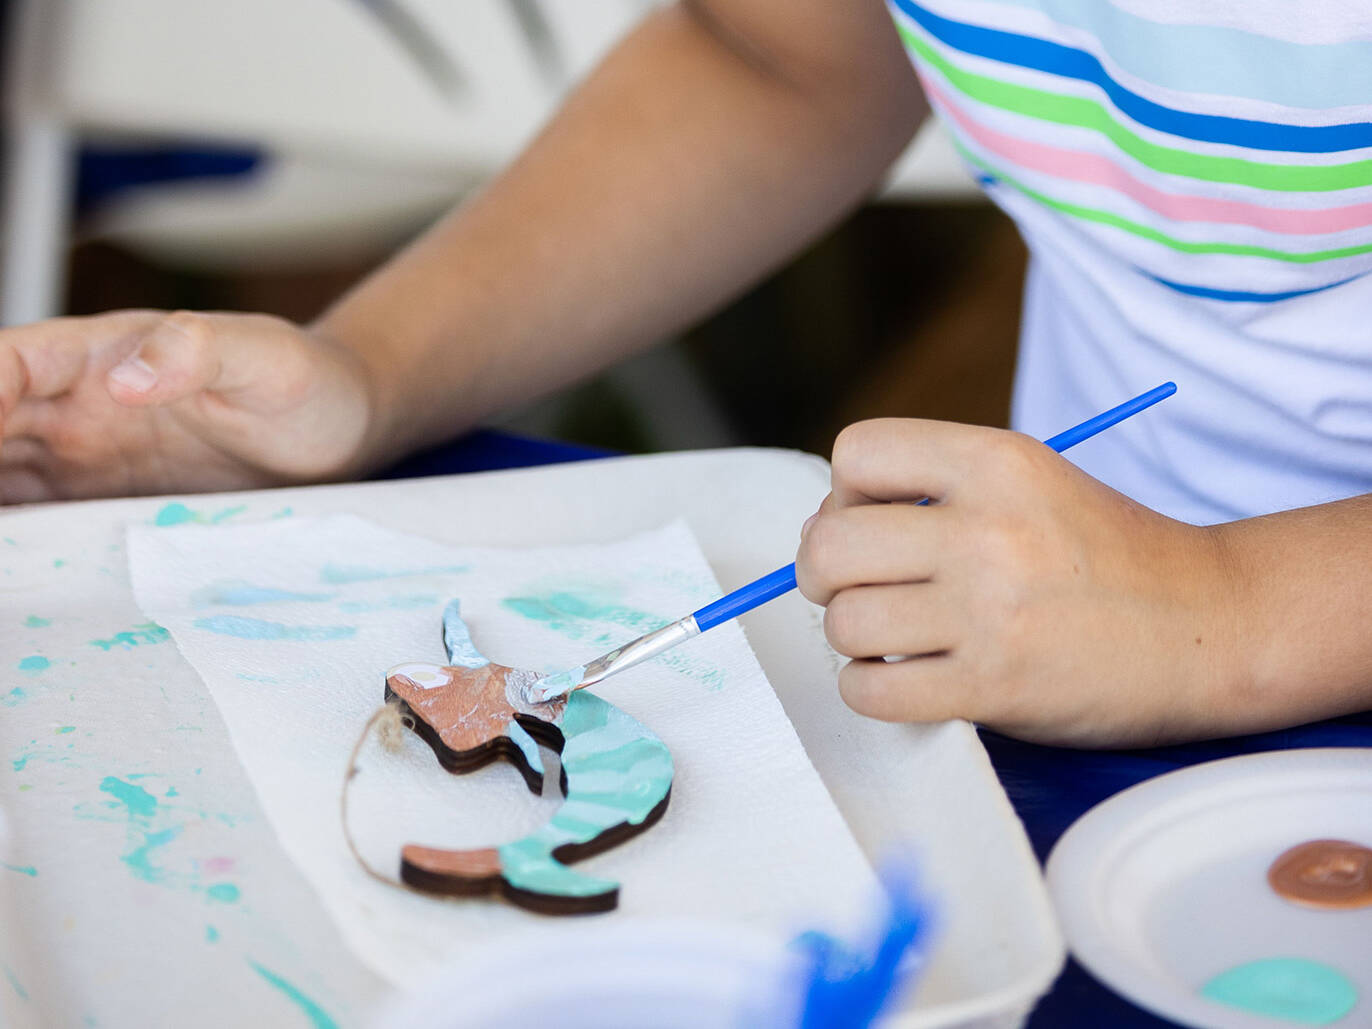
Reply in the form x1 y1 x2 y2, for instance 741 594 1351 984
689 381 1176 635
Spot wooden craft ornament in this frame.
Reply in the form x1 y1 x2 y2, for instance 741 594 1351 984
383 601 673 914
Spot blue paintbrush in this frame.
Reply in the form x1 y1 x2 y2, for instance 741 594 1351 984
528 381 1177 703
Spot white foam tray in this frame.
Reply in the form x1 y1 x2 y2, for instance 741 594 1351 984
0 448 1061 1027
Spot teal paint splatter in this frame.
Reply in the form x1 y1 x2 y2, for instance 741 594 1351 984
11 755 28 772
2 863 37 877
206 925 220 943
192 582 333 607
2 537 14 546
89 623 169 651
165 787 179 798
17 655 49 674
52 559 65 569
2 964 27 1001
206 883 240 903
55 726 75 735
154 502 246 527
24 615 49 628
248 962 339 1029
154 503 196 527
100 776 159 818
319 562 468 584
338 593 439 613
193 616 355 642
122 826 180 883
271 507 294 519
1201 958 1357 1025
2 687 25 707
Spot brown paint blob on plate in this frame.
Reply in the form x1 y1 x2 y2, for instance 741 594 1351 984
1267 839 1372 910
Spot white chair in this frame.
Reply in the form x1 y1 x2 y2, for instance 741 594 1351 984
1 0 974 327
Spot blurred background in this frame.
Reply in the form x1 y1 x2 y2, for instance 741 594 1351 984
0 0 1025 458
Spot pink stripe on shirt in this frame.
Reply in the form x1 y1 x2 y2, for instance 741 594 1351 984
925 79 1372 237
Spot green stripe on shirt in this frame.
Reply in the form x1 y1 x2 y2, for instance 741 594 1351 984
900 24 1372 193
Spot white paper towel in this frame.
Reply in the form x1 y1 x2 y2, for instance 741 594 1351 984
128 515 877 987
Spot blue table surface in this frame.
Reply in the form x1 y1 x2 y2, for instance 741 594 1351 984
385 430 1372 1028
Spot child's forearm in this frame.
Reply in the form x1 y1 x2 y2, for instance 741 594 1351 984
312 0 925 468
1215 494 1372 730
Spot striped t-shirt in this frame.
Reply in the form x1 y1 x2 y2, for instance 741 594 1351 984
887 0 1372 524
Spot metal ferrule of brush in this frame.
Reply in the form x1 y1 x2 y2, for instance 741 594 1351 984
579 615 701 689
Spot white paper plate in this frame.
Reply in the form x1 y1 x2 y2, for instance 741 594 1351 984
1046 748 1372 1028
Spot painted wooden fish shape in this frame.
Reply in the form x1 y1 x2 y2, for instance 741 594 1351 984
384 600 673 914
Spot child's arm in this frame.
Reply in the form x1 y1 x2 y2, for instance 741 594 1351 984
795 418 1372 747
0 0 925 502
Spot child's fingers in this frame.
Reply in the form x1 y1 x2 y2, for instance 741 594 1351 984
0 311 158 422
795 502 949 605
821 582 958 659
837 654 976 724
828 417 1000 507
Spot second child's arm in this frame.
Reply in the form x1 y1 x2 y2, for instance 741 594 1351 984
320 0 928 467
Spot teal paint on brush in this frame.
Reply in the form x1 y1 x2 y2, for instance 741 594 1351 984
17 656 48 674
248 962 339 1029
100 776 159 818
193 616 355 641
1201 958 1358 1025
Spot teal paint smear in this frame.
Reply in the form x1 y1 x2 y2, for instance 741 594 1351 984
248 962 339 1029
506 588 727 690
2 687 25 707
55 726 75 735
100 776 158 818
89 623 169 651
338 593 438 614
193 582 333 607
2 963 27 1001
2 863 37 877
122 826 180 883
193 616 355 642
154 502 246 527
206 925 220 943
206 883 240 903
11 755 28 772
236 673 280 685
496 690 672 899
52 559 65 569
319 562 468 584
17 655 49 674
502 590 665 640
1201 958 1358 1025
24 615 49 628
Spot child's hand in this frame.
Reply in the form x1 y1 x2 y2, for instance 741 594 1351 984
796 418 1241 747
0 310 376 502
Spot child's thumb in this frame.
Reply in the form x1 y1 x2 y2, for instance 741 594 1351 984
105 310 291 406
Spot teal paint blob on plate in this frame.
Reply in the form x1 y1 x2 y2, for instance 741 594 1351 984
100 776 159 818
1201 958 1358 1025
17 656 49 674
206 883 240 903
206 925 220 943
24 615 49 628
